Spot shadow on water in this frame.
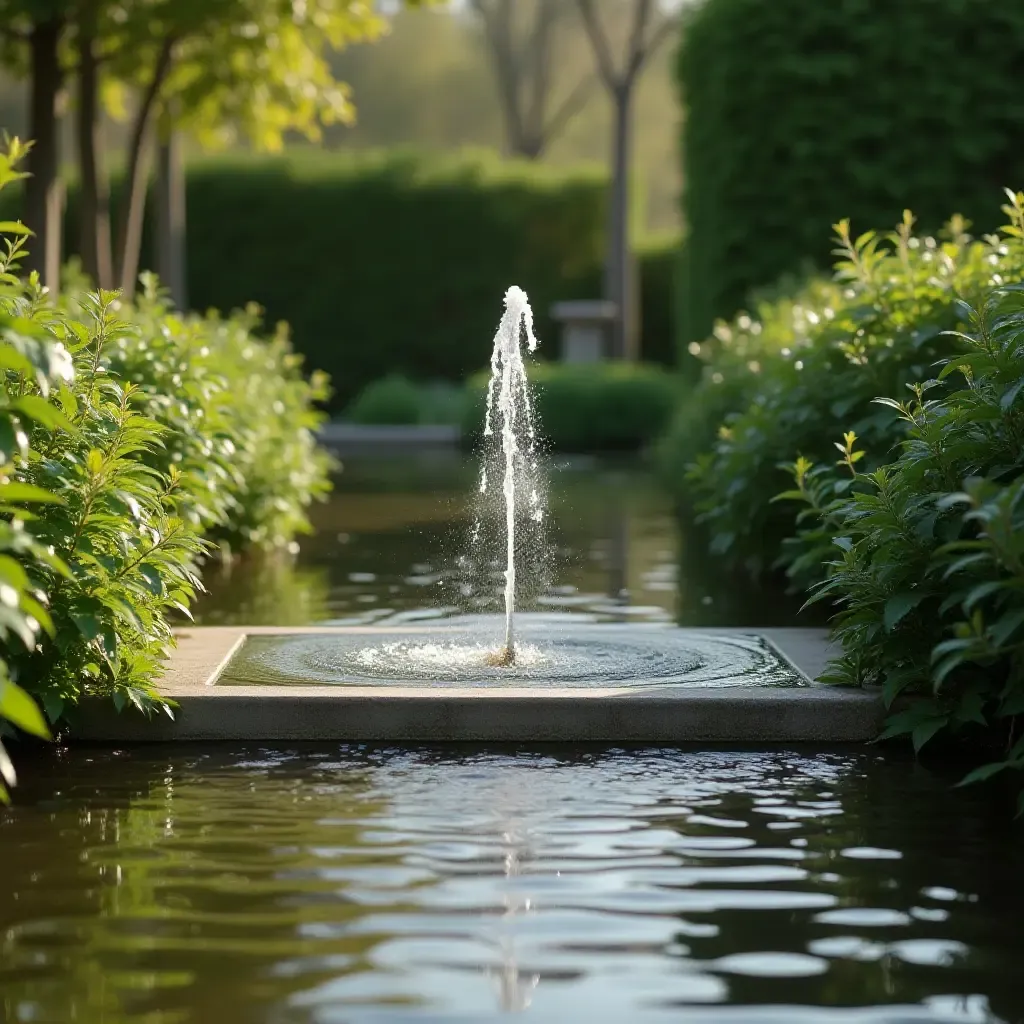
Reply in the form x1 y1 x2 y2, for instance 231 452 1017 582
194 453 806 630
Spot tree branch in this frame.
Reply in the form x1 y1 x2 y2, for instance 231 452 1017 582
638 14 679 72
626 0 654 80
540 73 596 147
116 32 177 293
576 0 620 88
524 0 559 144
471 0 527 153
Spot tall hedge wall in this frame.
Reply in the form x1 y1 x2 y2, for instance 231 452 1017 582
676 0 1024 348
185 150 613 408
1 149 679 406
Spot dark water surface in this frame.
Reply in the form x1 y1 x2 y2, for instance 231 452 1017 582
4 458 1020 1022
192 455 808 630
1 746 1022 1023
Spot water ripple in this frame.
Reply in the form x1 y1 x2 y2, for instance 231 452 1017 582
0 748 1020 1023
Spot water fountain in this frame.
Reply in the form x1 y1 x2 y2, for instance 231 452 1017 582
478 285 543 667
74 288 883 743
206 286 805 692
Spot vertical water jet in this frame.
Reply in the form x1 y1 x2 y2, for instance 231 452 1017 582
479 286 543 665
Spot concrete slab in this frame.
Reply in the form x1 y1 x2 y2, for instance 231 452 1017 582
69 626 884 744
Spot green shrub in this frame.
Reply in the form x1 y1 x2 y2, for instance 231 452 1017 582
416 381 470 426
0 139 331 782
665 188 1024 802
664 205 1023 577
637 236 683 370
347 374 422 425
0 138 60 799
345 376 469 426
462 361 679 452
100 284 332 553
677 0 1024 347
779 272 1024 802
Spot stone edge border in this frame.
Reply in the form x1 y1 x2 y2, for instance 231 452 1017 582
68 625 884 744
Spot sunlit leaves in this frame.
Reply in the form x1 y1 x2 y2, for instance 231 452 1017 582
0 134 330 800
100 0 389 153
670 179 1024 808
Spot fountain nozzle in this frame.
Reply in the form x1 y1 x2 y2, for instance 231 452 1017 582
485 645 517 668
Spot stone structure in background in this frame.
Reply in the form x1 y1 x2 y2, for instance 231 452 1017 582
551 300 617 363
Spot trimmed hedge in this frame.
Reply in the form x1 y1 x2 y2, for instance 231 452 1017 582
185 151 607 408
676 0 1024 349
636 235 681 371
1 149 680 407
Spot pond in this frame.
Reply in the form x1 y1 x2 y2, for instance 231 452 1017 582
191 454 808 630
3 455 1021 1023
1 746 1022 1023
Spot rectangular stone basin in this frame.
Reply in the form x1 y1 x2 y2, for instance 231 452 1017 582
70 626 884 744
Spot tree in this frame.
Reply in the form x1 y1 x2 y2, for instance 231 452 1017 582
0 0 71 291
468 0 593 160
74 0 114 288
576 0 678 359
98 0 390 296
2 0 414 297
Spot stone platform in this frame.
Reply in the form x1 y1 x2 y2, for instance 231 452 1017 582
70 626 884 744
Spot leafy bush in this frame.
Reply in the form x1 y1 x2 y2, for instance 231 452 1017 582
636 235 683 371
665 189 1024 802
0 139 331 789
676 0 1024 347
664 205 1023 577
347 375 423 425
781 278 1024 803
346 375 468 426
0 139 60 799
103 287 332 553
416 381 470 426
0 149 680 403
463 361 679 452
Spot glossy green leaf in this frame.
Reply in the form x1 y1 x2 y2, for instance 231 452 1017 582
0 483 64 505
10 395 76 433
911 717 948 753
0 680 51 740
958 762 1012 786
884 593 923 631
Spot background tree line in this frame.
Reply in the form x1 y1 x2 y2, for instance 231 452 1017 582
0 2 683 238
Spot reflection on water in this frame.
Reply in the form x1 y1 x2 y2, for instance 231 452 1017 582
194 454 808 629
1 747 1022 1023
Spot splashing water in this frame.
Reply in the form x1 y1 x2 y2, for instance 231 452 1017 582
478 286 544 664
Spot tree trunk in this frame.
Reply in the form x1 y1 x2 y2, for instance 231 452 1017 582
606 86 636 360
155 130 187 309
76 2 114 289
115 36 175 297
23 16 65 291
